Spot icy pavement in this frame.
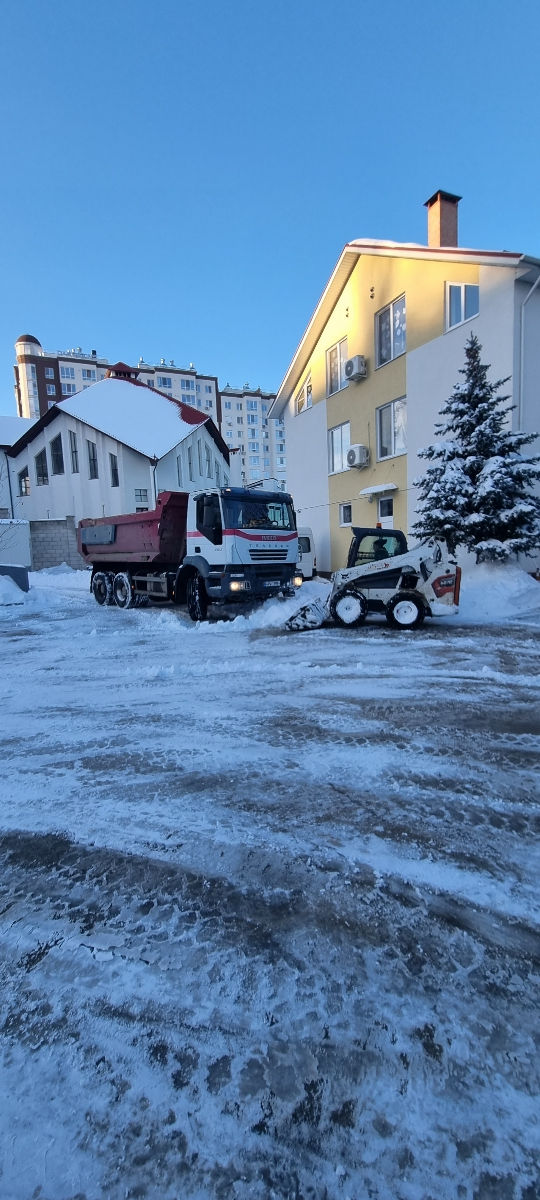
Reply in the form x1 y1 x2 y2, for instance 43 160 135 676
0 568 539 1199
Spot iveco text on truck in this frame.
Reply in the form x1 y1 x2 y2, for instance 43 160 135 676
78 487 301 621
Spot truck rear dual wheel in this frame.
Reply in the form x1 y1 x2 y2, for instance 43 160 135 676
329 584 368 628
187 573 208 622
92 572 114 606
112 571 136 609
385 592 425 630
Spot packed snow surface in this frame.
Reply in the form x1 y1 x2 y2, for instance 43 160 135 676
0 565 539 1200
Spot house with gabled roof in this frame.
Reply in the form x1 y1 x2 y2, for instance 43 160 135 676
269 191 540 572
5 364 233 568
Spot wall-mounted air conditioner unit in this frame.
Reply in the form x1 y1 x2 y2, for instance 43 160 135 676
344 355 367 382
347 444 370 469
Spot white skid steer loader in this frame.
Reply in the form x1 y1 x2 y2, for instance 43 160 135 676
286 527 461 633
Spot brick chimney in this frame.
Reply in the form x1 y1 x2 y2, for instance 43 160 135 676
424 190 461 247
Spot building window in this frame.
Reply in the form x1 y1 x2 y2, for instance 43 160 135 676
35 448 48 486
247 399 258 411
60 365 75 379
215 460 220 485
50 434 65 475
249 456 260 466
176 455 182 486
247 414 256 425
339 502 352 525
61 382 77 395
157 376 172 389
295 376 312 414
327 421 350 473
135 489 148 504
236 402 242 410
87 440 99 479
205 446 212 477
277 456 286 466
248 441 259 452
197 439 203 476
375 295 406 366
69 430 79 473
326 338 348 396
181 379 195 391
29 364 37 379
18 466 30 496
224 401 232 410
377 398 407 458
378 496 394 525
46 384 56 396
82 368 96 381
205 384 212 394
188 446 194 481
109 452 119 487
446 283 479 329
45 367 55 380
237 417 243 425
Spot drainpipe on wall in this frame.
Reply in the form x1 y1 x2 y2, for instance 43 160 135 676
519 270 540 428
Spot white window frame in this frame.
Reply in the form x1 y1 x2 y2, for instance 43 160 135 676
69 430 79 473
60 365 75 379
295 375 312 415
376 397 407 460
339 502 352 526
445 282 479 330
378 496 394 527
375 295 406 367
326 338 348 396
327 421 350 474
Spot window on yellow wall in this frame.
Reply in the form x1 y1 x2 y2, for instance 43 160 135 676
326 338 348 395
377 398 406 459
328 421 350 473
375 296 406 366
295 376 312 414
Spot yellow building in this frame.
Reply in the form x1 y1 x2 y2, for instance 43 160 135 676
270 191 540 573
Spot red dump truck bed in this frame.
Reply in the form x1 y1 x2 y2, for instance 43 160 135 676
78 491 189 566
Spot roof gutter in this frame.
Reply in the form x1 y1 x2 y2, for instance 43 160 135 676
519 263 540 427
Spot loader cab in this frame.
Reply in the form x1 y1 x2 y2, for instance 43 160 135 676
347 527 408 569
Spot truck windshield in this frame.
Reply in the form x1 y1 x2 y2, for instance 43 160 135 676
223 497 295 531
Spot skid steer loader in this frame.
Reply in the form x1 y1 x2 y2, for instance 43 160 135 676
286 527 461 632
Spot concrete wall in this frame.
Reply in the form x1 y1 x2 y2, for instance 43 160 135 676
0 519 31 566
29 517 86 571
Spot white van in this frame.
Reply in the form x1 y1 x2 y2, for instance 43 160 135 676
297 527 316 579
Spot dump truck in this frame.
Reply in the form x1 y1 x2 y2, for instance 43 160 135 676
286 526 461 632
78 487 301 621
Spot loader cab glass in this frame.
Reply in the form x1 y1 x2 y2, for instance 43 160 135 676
196 493 223 545
222 496 295 531
347 528 408 567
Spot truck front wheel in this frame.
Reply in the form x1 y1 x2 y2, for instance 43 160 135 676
112 571 136 609
386 592 425 630
329 584 368 628
187 573 208 622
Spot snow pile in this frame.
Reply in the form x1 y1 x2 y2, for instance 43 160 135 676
0 574 25 605
459 561 540 624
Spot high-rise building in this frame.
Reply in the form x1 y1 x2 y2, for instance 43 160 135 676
13 337 286 487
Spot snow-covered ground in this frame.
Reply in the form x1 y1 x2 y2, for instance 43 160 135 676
0 566 539 1200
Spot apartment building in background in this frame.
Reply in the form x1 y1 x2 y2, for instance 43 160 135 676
270 190 540 572
13 337 285 488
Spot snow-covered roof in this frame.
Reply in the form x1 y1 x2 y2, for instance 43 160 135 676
58 376 207 459
0 415 38 448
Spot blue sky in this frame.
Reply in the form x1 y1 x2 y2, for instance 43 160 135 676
1 0 539 416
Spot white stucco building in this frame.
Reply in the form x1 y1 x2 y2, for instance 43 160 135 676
4 366 232 567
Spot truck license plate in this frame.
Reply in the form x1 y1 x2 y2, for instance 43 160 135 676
265 580 280 587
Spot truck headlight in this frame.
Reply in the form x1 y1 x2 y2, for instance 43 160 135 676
229 579 251 592
293 573 303 587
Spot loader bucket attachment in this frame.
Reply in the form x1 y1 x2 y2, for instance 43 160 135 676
285 597 328 632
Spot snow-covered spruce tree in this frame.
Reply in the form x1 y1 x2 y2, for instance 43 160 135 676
412 333 540 561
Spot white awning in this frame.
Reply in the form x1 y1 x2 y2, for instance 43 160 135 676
358 483 398 496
